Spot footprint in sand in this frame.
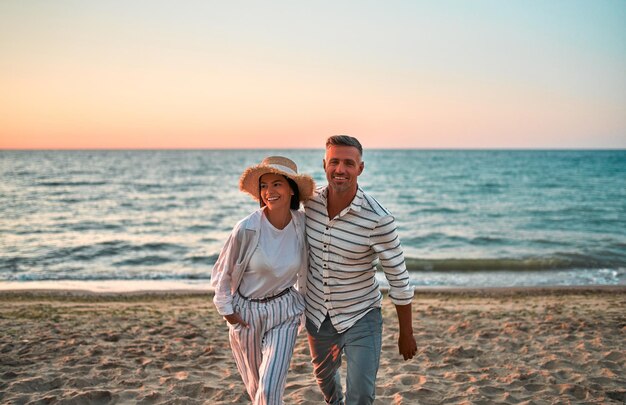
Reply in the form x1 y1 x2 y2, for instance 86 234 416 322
541 359 572 370
137 391 161 404
287 386 324 403
66 389 114 405
523 383 546 393
392 373 427 386
2 371 18 380
479 385 506 397
606 391 626 402
9 376 64 393
443 371 475 383
397 387 440 401
603 351 624 362
553 369 584 383
65 377 95 389
557 383 589 400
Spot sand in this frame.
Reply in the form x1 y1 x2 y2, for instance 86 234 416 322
1 287 624 404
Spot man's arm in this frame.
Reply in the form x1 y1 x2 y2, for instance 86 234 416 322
395 303 417 360
371 215 416 359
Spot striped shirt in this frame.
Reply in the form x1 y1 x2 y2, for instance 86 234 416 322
304 186 414 333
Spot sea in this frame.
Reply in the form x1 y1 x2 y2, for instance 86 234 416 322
1 149 625 292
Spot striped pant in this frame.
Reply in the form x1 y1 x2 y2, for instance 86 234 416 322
228 288 305 405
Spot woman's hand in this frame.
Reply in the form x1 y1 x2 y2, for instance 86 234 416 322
224 312 249 328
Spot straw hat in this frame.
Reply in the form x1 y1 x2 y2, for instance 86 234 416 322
239 156 315 202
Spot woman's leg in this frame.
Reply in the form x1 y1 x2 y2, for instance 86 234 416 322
256 290 305 405
256 315 300 404
228 297 264 401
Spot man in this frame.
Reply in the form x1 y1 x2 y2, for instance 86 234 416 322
304 135 417 404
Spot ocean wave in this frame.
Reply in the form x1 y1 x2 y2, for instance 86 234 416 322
403 255 624 271
128 242 187 253
3 248 622 276
132 183 165 191
410 207 463 215
479 182 506 191
113 256 173 266
10 228 65 235
5 273 211 282
57 198 82 204
184 254 219 265
37 181 108 187
1 241 190 270
67 222 124 231
404 233 510 246
468 236 508 246
187 225 216 233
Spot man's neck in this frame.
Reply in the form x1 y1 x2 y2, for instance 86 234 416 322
326 186 357 219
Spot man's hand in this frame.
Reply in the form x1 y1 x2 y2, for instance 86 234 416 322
395 303 417 360
398 330 417 360
224 312 249 328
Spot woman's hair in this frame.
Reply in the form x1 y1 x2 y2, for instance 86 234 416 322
259 175 300 210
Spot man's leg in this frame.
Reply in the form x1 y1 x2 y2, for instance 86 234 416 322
306 316 345 405
343 308 383 405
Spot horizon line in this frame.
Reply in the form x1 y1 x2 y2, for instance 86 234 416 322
1 147 625 152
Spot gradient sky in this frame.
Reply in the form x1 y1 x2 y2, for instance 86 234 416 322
1 0 625 149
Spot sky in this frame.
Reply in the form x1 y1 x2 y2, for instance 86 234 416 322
0 0 625 149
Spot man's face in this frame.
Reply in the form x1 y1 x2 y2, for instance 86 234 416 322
323 145 364 194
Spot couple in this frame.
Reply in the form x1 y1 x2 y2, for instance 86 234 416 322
211 135 417 405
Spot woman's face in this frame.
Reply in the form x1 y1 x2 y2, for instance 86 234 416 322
259 173 294 211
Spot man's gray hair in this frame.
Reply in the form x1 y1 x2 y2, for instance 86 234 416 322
326 135 363 156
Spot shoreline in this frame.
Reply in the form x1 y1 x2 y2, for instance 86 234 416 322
2 266 623 293
0 283 624 298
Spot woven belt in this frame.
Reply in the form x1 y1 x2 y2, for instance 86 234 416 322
241 287 291 303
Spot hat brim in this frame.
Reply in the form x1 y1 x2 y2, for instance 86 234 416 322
239 165 315 202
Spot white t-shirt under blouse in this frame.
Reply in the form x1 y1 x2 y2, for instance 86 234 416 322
238 213 301 299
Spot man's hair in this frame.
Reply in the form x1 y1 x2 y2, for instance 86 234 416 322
326 135 363 156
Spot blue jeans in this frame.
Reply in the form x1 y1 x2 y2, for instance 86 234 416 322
306 308 383 405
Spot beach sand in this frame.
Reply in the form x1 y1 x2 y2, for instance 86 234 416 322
1 287 625 404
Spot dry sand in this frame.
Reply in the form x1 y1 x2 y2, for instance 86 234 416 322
1 287 624 404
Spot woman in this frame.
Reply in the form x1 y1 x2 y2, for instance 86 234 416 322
211 156 315 405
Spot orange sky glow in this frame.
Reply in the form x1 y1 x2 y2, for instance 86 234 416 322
1 1 625 149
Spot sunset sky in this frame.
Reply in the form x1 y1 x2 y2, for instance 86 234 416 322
1 1 625 149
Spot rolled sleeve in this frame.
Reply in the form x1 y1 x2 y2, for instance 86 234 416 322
371 215 414 305
211 223 243 316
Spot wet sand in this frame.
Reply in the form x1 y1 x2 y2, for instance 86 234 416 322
1 287 624 404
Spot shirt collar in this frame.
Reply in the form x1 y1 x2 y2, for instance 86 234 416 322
318 186 364 215
245 206 266 230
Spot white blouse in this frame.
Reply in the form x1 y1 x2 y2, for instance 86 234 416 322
238 213 301 299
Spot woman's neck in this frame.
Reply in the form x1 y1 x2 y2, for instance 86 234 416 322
264 207 292 230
